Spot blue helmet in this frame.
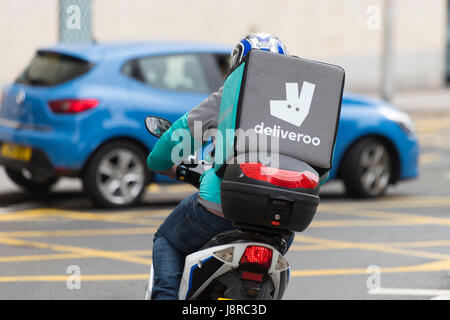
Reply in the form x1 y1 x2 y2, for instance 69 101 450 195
230 33 288 70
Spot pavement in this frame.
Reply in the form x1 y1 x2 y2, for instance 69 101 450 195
355 86 450 113
0 90 449 300
393 87 450 113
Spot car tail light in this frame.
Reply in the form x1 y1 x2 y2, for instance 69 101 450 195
48 98 99 114
239 245 273 269
240 162 318 189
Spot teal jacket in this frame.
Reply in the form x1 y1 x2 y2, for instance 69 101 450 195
147 88 225 213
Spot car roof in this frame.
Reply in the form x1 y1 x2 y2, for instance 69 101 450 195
36 42 388 108
39 41 233 63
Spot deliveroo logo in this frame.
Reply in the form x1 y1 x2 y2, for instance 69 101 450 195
269 82 316 127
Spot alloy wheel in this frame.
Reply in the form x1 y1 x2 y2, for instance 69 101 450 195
96 148 145 205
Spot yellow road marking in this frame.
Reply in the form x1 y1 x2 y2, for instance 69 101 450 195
114 250 152 256
10 208 168 227
146 183 196 194
380 240 450 248
294 235 450 260
308 219 428 228
0 211 50 222
0 227 157 238
117 210 170 218
0 253 90 263
414 118 450 134
0 274 149 282
165 184 196 193
1 194 449 286
355 209 450 227
290 240 450 252
290 259 450 277
0 250 152 263
318 200 450 214
289 244 345 251
0 195 448 224
420 152 442 164
1 259 449 283
2 218 439 239
0 237 151 266
318 203 450 224
320 195 450 207
146 183 160 193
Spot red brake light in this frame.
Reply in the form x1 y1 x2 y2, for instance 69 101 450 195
240 162 319 189
241 271 264 282
49 99 99 114
240 245 273 269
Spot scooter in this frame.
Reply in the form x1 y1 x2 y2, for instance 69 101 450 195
144 116 319 300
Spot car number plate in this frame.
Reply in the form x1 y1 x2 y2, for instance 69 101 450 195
1 143 32 162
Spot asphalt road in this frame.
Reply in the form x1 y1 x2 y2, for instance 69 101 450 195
0 112 449 300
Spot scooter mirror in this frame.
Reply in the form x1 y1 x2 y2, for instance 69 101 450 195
145 116 172 138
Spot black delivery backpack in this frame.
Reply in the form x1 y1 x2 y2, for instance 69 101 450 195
214 49 345 232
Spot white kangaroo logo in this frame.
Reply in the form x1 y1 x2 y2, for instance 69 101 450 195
270 82 316 127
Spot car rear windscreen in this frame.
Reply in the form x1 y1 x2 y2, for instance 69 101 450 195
15 51 92 87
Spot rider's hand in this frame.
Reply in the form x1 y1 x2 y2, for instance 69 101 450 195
159 165 177 180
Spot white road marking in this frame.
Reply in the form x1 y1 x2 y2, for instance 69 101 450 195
369 287 450 299
0 204 40 214
430 295 450 300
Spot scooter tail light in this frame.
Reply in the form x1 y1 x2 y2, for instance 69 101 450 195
240 245 273 269
275 255 289 271
240 162 319 189
213 247 234 262
241 271 263 282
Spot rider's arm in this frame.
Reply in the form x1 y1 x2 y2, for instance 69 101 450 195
147 87 222 172
147 113 192 172
186 87 222 136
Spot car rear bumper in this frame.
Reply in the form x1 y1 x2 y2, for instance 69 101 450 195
0 141 54 175
0 123 84 176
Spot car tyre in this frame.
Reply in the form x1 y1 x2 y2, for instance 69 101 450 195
341 137 392 198
82 140 151 208
4 167 59 191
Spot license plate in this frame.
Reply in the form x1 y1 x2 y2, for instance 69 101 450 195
1 143 32 162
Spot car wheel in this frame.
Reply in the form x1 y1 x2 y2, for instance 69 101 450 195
82 140 150 208
341 138 392 198
4 167 59 191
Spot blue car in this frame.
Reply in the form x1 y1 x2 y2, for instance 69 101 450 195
0 41 419 207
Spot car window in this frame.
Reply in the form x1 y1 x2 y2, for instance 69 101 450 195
197 54 228 92
214 54 231 79
134 54 210 94
15 51 92 87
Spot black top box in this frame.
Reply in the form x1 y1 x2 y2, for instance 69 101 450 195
234 50 345 171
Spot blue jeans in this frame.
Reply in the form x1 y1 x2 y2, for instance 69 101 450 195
151 193 234 299
151 192 294 300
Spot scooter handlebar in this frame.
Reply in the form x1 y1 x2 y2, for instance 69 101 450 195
176 164 202 189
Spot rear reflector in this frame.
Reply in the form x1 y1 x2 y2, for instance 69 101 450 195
242 271 263 282
275 255 289 271
49 98 99 114
240 245 273 269
240 162 319 189
213 247 234 262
